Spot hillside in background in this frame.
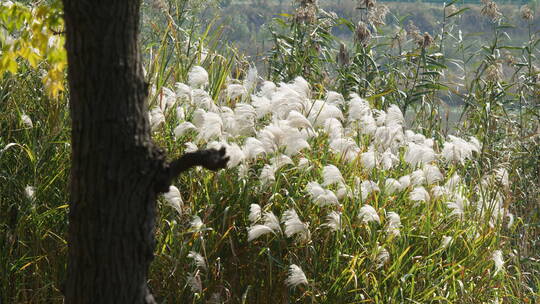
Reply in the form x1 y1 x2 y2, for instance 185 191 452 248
168 0 539 66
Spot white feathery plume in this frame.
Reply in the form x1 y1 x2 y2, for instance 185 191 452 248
385 104 404 127
410 186 430 202
192 108 206 128
306 181 325 198
317 190 339 206
174 122 197 139
163 185 183 214
287 110 312 130
380 150 398 170
259 81 277 99
336 184 350 200
24 185 36 200
423 138 434 148
358 204 380 224
270 85 307 119
148 107 165 131
226 83 247 100
190 216 204 231
323 211 342 231
469 136 481 152
431 186 448 198
270 154 294 170
301 127 318 138
308 100 344 127
188 66 209 88
252 95 272 118
326 91 344 106
223 143 245 168
347 93 371 121
185 142 198 153
264 119 309 155
440 236 453 249
373 125 404 151
158 86 177 112
411 169 426 186
248 225 276 241
373 109 386 126
446 194 467 218
174 82 191 102
249 204 262 224
290 76 310 98
384 178 401 194
259 164 276 185
187 251 207 270
297 157 311 170
492 250 504 275
357 114 377 136
257 122 286 153
306 181 340 206
281 209 310 241
322 118 344 139
405 142 436 167
442 135 478 163
21 114 33 128
192 89 218 112
244 66 259 92
243 137 266 160
360 151 377 171
263 211 282 233
445 173 461 191
398 175 411 190
233 103 256 136
329 138 360 162
404 130 424 144
220 106 236 134
237 163 250 179
343 126 357 137
286 264 308 288
187 271 203 293
322 165 345 186
423 164 443 185
506 212 514 229
176 106 186 121
234 103 256 120
375 246 390 268
284 132 310 156
385 212 401 237
197 112 223 141
360 180 380 201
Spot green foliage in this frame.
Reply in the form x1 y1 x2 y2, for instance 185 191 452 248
0 1 66 98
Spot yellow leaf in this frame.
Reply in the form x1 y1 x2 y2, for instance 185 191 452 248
19 262 33 271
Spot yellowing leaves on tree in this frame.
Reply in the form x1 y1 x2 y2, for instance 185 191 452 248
0 1 66 98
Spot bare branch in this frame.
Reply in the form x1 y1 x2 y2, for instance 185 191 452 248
155 147 229 193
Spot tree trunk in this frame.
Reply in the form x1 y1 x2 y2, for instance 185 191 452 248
62 2 228 302
62 1 161 302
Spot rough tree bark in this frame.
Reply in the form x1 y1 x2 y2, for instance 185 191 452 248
62 1 227 303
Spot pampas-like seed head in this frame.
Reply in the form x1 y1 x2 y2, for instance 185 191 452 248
286 264 308 288
282 209 310 242
188 66 209 88
322 164 345 186
358 204 380 224
163 185 183 214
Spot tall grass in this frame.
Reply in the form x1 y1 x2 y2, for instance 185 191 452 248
1 0 539 303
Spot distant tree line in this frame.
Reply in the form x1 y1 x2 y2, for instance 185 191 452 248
352 0 529 3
